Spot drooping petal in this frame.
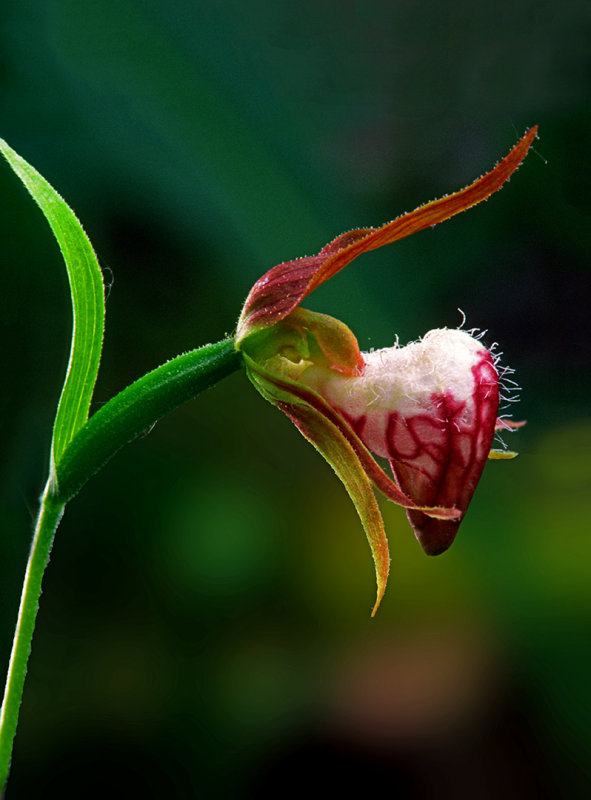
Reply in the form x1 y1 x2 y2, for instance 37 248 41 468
278 401 391 617
243 353 389 615
243 352 461 613
237 126 537 341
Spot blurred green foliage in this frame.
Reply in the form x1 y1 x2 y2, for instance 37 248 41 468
1 0 590 796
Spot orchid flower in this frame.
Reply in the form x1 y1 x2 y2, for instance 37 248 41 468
236 127 537 614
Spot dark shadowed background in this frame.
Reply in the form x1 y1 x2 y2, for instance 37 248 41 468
1 1 590 797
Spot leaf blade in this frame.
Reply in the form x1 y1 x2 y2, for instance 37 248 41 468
0 139 105 473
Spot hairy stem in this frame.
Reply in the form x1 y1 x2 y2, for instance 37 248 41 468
0 481 65 790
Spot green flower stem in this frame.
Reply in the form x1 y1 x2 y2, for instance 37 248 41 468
0 480 65 789
0 337 242 791
55 338 242 502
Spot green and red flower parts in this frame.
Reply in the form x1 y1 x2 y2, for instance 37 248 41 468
0 126 537 792
236 126 537 614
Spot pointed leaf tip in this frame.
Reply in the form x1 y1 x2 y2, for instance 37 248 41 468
0 138 105 478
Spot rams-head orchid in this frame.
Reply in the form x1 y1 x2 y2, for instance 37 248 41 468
0 128 539 792
0 125 538 796
236 127 537 614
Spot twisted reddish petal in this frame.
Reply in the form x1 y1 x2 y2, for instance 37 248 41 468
237 126 537 340
276 399 391 616
244 352 389 614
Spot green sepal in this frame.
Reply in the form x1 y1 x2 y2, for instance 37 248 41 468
244 352 390 615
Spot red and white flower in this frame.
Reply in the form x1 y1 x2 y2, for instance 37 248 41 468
300 328 503 557
236 127 537 613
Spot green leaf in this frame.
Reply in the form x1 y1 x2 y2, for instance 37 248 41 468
56 339 242 502
0 139 105 478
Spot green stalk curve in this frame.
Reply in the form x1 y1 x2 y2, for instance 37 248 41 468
55 338 242 502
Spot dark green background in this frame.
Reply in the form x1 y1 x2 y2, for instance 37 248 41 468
1 1 589 796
